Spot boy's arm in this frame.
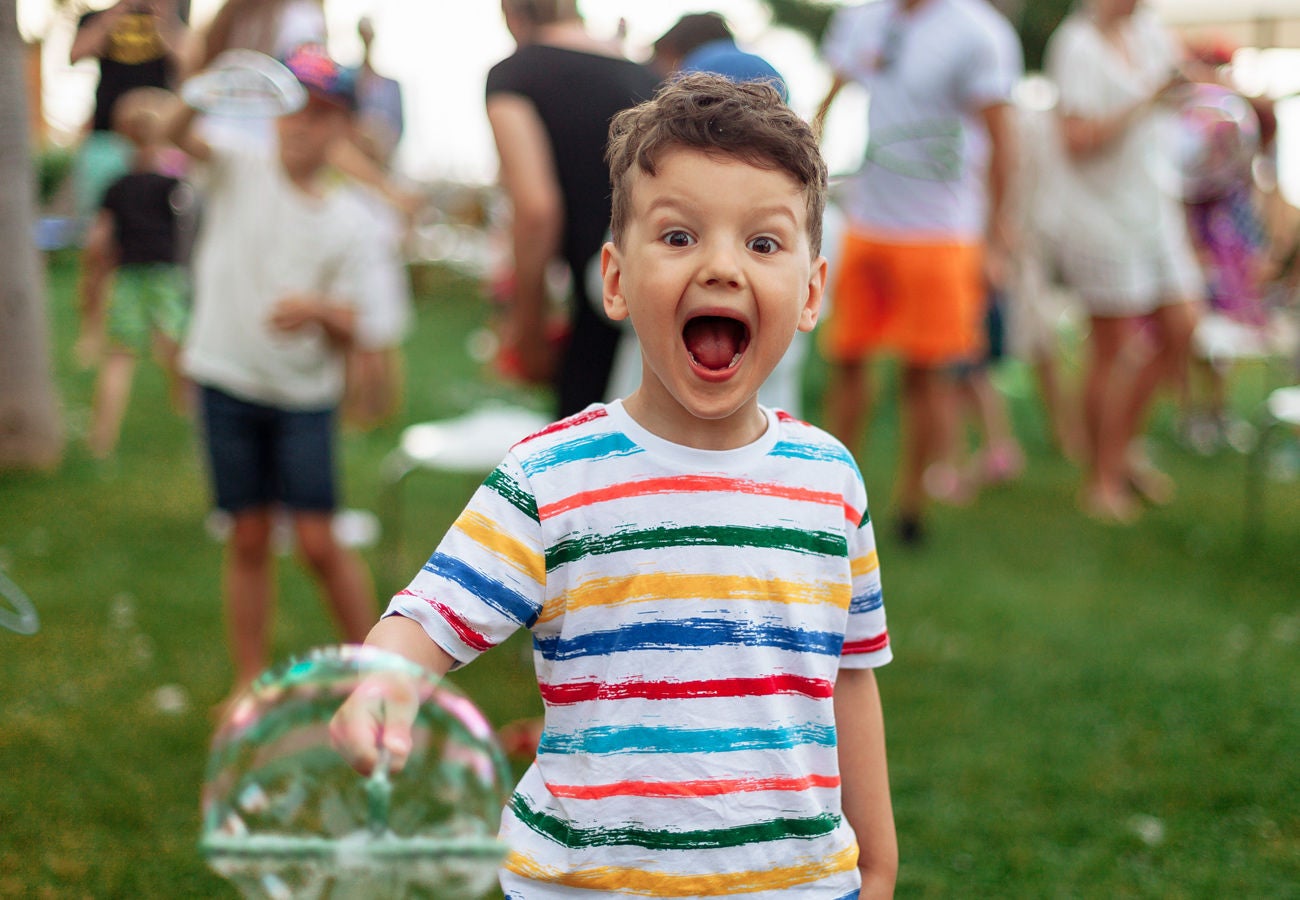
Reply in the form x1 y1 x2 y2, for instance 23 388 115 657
813 73 848 142
365 614 457 677
328 135 424 220
835 667 898 899
267 293 359 347
980 99 1017 288
164 95 212 162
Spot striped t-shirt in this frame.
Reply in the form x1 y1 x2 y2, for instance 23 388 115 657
387 400 891 898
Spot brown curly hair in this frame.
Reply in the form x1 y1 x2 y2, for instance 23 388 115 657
606 73 828 255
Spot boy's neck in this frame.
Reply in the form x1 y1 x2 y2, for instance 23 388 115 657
280 158 331 197
622 389 769 451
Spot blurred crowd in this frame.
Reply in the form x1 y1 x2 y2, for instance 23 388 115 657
58 0 1300 697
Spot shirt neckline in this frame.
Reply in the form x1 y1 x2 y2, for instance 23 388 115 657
605 400 780 471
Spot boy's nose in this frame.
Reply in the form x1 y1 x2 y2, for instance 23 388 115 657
699 242 744 289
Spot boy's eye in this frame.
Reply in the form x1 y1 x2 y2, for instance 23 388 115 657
662 230 694 248
748 236 779 255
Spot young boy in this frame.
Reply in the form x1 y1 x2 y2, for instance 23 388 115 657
79 86 190 459
168 44 381 709
333 74 898 898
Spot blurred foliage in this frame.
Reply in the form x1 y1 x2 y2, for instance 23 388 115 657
761 0 1073 71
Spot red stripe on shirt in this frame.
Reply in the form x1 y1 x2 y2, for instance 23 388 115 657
539 475 848 520
539 673 835 705
546 772 841 800
842 630 889 656
401 590 493 653
516 406 607 446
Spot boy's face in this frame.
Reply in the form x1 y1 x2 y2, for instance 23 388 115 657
276 97 349 175
602 147 826 449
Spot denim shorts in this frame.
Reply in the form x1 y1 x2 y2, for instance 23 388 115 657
199 385 337 513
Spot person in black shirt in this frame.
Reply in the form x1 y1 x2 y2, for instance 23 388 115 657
81 87 191 459
487 0 659 417
70 0 187 384
70 0 186 214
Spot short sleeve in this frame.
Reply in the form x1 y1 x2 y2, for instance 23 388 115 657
821 5 877 84
957 20 1018 110
839 478 891 670
384 455 547 667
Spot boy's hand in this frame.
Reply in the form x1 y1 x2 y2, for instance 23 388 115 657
329 671 421 776
268 295 323 332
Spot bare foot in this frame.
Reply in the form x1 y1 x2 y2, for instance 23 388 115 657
1078 483 1140 525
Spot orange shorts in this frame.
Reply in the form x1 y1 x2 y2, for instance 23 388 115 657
823 231 985 365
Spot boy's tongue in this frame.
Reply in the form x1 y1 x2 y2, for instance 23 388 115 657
684 316 745 370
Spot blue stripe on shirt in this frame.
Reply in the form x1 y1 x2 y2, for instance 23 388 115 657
518 432 643 477
538 721 838 755
534 617 844 661
423 552 540 627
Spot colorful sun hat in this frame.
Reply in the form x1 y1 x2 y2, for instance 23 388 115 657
281 44 357 112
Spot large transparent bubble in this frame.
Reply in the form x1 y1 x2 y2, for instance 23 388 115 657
1163 82 1260 203
200 645 511 899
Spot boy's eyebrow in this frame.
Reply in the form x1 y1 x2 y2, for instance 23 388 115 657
641 195 804 228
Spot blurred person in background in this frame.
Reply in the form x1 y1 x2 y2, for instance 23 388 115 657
187 0 323 74
488 0 659 416
80 87 192 461
813 0 1018 545
1043 0 1203 524
649 11 786 100
168 45 382 709
602 11 810 415
187 0 416 428
928 0 1026 504
1000 84 1085 463
70 0 188 370
342 14 413 430
353 15 404 169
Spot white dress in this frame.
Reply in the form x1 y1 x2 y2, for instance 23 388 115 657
1044 9 1203 315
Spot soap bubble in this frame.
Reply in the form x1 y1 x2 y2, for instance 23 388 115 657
1163 82 1260 203
201 645 511 899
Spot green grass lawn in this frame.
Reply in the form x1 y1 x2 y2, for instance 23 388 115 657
1 251 1297 897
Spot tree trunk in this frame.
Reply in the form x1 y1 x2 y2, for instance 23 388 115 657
0 0 64 470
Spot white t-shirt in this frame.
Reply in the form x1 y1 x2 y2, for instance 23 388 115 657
388 401 890 898
183 141 387 408
822 0 1017 240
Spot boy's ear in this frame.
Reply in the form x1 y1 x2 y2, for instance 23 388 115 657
601 242 630 322
798 255 828 333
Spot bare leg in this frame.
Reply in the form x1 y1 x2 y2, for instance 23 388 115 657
293 511 377 645
87 350 136 459
897 364 953 530
152 332 193 417
1081 315 1139 523
825 357 872 460
925 369 977 506
223 508 277 693
1120 300 1199 503
74 229 116 369
1031 350 1083 462
963 367 1024 485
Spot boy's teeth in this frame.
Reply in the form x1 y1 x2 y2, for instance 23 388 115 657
729 352 741 367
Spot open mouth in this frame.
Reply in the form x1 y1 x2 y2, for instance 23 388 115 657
683 315 750 372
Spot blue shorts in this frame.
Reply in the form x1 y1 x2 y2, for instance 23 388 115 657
199 385 338 513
